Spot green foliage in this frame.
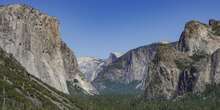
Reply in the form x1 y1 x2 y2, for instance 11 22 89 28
0 48 81 110
99 80 142 95
67 81 88 96
211 24 220 36
175 58 192 70
2 46 220 110
190 52 208 62
175 61 191 71
108 61 123 69
68 84 220 110
69 94 142 110
153 43 176 63
175 51 208 71
79 73 86 80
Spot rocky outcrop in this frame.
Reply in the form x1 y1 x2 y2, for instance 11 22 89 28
78 57 105 81
144 43 212 99
93 43 162 93
105 52 124 65
178 20 220 55
211 48 220 84
78 52 124 82
144 44 179 99
0 47 81 110
79 19 220 97
0 4 96 94
144 19 220 99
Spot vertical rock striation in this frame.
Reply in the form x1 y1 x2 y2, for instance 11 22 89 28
144 19 220 99
78 57 105 81
93 43 162 93
0 4 95 94
178 20 220 55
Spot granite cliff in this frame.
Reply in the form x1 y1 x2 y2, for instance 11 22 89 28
78 52 123 82
0 4 96 95
91 19 220 98
78 57 105 82
0 47 81 110
92 43 160 94
144 19 220 99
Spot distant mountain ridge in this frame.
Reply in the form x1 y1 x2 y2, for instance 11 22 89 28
77 52 124 82
82 19 220 99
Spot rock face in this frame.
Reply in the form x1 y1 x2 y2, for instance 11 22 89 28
0 47 81 110
144 44 182 99
0 4 96 94
178 20 220 55
78 52 124 82
77 19 220 97
78 57 105 81
211 49 220 84
144 19 220 99
93 43 161 93
105 52 124 65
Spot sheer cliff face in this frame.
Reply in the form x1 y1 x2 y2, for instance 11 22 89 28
105 52 124 65
102 44 158 82
78 57 105 81
77 53 123 82
144 19 220 99
60 41 79 79
0 4 92 94
144 44 182 99
0 47 81 110
178 20 220 55
211 49 220 84
93 43 160 92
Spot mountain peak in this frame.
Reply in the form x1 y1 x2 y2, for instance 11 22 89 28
178 19 220 55
110 52 124 58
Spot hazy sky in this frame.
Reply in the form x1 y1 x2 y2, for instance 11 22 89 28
0 0 220 58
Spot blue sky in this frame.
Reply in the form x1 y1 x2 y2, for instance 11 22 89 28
0 0 220 58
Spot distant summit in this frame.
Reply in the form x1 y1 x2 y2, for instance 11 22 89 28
78 52 124 82
105 52 124 65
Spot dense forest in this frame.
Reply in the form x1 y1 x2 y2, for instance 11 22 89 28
67 84 220 110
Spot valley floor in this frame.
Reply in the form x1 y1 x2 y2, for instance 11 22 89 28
71 84 220 110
